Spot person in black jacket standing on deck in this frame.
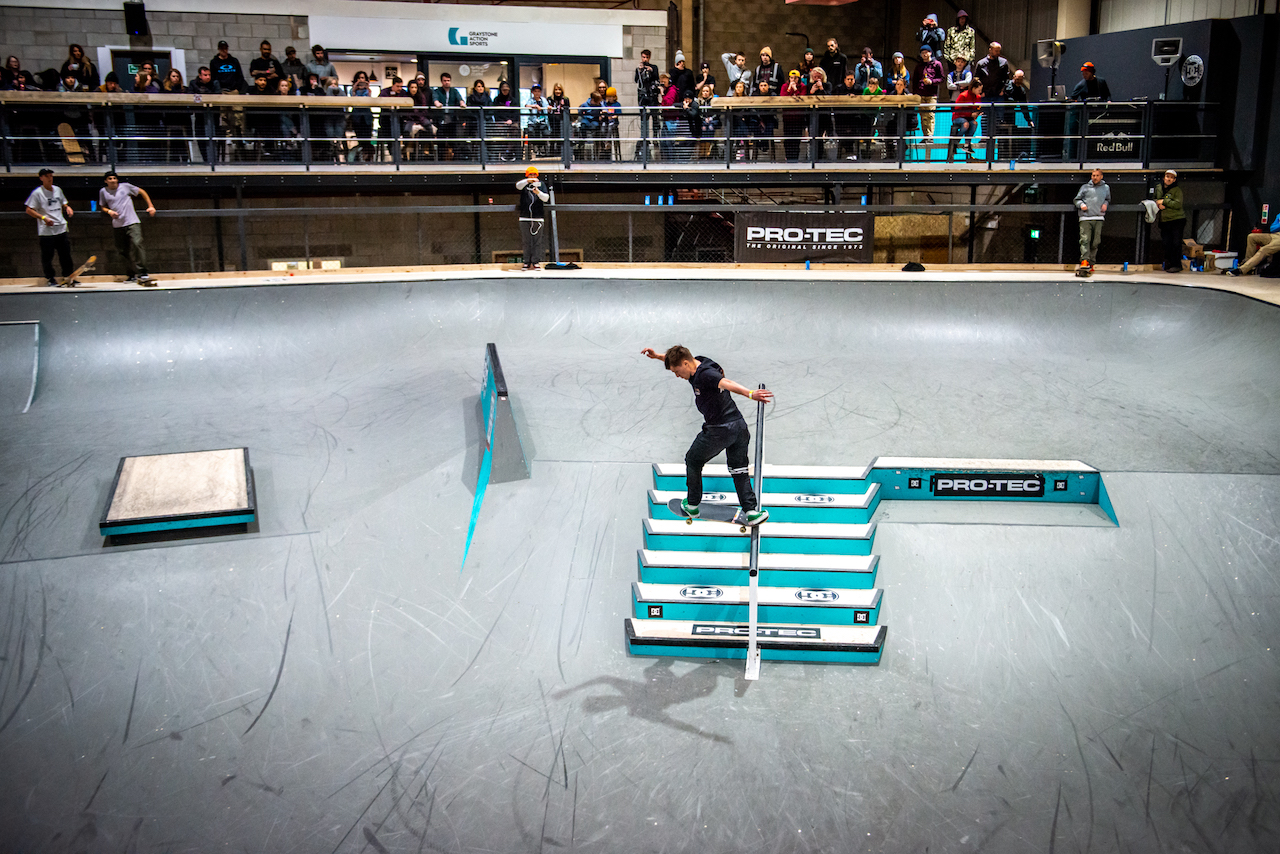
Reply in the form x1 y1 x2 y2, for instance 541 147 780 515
516 166 549 270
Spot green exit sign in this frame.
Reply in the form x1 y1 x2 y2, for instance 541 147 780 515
1029 229 1041 239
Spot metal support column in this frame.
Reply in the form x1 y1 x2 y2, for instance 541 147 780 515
744 383 766 681
968 185 977 263
549 186 561 263
1058 211 1066 264
235 182 248 273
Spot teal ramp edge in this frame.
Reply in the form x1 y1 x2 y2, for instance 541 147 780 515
461 347 500 571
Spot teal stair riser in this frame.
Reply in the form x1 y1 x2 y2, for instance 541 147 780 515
643 531 874 556
632 598 880 626
638 564 877 589
653 474 872 495
627 641 883 664
649 501 876 524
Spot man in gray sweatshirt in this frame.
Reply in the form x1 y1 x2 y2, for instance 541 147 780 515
1073 168 1110 270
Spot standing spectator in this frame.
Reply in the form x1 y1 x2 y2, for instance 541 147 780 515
819 39 849 92
281 47 306 87
754 47 784 95
796 47 818 88
3 56 37 90
1005 69 1035 159
779 69 806 162
516 166 549 270
305 46 337 84
491 79 519 161
1155 170 1185 273
657 72 680 160
403 78 432 160
60 44 99 90
24 169 76 287
465 79 492 161
834 71 861 159
547 82 570 157
670 51 694 100
1073 168 1110 270
883 76 917 161
944 11 976 73
720 51 751 94
913 45 944 140
854 48 883 92
348 71 374 162
249 41 283 89
635 49 661 157
98 170 156 285
1226 208 1280 277
273 76 299 156
299 71 324 97
917 14 946 58
578 90 604 158
887 52 910 91
974 42 1009 154
432 72 463 159
946 55 973 95
210 41 246 93
694 62 716 97
380 76 406 99
694 83 719 159
727 79 751 158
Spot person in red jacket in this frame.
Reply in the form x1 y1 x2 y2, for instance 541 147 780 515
947 79 982 162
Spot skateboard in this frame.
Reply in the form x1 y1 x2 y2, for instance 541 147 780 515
57 123 85 164
56 254 95 287
668 497 749 532
1075 260 1093 278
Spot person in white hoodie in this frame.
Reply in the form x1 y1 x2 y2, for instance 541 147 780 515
1073 168 1110 270
720 51 752 93
516 166 550 270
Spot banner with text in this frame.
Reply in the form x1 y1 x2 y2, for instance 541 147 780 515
735 211 874 263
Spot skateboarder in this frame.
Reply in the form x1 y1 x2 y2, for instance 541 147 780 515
98 171 156 285
24 168 76 287
1074 168 1109 275
642 345 774 525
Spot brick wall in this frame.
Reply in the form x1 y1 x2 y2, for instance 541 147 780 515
0 7 306 82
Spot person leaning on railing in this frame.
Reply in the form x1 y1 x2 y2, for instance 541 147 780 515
348 71 375 163
547 83 569 158
3 56 37 91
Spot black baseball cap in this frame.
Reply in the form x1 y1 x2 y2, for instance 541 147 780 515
217 40 229 48
38 168 54 177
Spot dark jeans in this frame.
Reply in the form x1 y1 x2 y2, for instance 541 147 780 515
1159 218 1185 271
39 232 73 281
685 418 758 512
520 219 545 265
113 223 147 277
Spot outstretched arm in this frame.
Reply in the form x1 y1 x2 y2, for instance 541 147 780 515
719 377 774 403
641 347 665 361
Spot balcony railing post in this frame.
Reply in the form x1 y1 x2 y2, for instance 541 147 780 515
478 107 487 169
300 106 312 171
562 106 572 169
389 109 401 171
896 106 905 169
1140 100 1153 169
641 107 649 169
724 108 733 169
0 107 11 173
105 108 118 170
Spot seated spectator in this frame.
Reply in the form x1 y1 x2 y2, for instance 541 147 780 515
249 75 272 95
189 66 221 95
524 82 550 141
281 46 306 87
947 79 982 161
210 41 246 93
808 66 830 95
603 85 622 160
833 71 862 159
882 76 917 161
161 68 186 94
58 72 88 93
249 41 283 89
863 75 884 95
98 71 122 93
306 46 336 85
1005 69 1035 159
274 76 299 155
751 77 777 156
854 48 883 92
134 70 159 94
274 76 295 97
3 55 37 90
380 76 406 99
779 69 805 162
947 55 973 94
721 51 751 94
61 44 99 90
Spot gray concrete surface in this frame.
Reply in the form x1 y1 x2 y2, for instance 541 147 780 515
0 277 1277 853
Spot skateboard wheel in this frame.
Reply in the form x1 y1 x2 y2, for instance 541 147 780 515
685 518 693 525
739 526 747 533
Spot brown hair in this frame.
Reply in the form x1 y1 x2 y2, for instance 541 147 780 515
663 345 693 369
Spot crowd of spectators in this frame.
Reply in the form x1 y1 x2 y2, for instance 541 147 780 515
1 13 1128 166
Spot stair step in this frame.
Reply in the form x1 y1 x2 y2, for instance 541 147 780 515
647 487 880 524
652 463 873 495
633 581 881 625
642 517 875 555
625 618 887 664
638 549 878 589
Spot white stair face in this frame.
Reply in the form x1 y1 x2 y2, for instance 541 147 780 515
648 488 879 510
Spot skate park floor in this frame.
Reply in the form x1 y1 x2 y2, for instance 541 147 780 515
0 273 1277 853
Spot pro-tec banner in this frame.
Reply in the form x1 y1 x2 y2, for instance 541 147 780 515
735 211 874 263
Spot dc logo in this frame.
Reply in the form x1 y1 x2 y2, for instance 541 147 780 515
1054 479 1068 491
908 478 922 489
680 586 723 599
648 605 663 618
795 588 839 602
854 610 870 624
794 494 835 504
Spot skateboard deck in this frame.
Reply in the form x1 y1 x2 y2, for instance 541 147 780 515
57 254 95 287
57 123 85 164
668 497 748 530
1076 262 1093 278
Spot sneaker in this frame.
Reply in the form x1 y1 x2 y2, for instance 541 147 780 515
745 509 769 526
680 499 700 519
1224 267 1242 277
123 275 137 285
45 278 59 287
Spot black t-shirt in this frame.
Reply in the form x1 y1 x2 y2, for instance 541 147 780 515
690 356 743 426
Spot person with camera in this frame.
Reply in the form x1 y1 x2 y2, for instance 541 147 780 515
635 49 661 158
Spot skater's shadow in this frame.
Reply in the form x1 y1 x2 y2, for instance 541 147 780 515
553 658 737 744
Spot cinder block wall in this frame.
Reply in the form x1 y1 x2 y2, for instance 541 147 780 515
0 7 307 82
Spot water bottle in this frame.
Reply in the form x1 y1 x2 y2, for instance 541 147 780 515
1122 261 1128 273
805 259 811 270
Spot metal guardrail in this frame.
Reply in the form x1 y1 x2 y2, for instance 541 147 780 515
0 94 1220 174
